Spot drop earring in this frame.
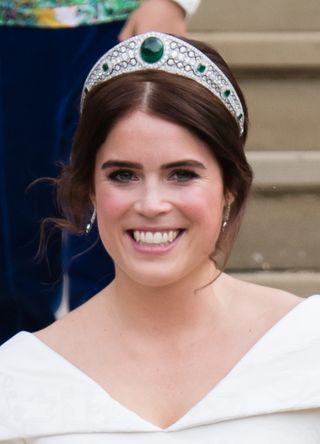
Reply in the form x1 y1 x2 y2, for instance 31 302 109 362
85 208 96 234
222 202 231 230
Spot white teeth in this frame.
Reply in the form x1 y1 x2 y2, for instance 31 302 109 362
153 232 162 244
145 232 153 243
132 230 179 245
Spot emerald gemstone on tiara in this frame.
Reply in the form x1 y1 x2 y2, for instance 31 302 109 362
102 62 109 72
223 89 231 98
140 36 164 64
197 63 206 74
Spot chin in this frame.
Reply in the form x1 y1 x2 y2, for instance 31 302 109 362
118 259 210 289
115 261 184 288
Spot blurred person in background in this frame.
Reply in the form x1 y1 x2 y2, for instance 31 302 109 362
0 0 201 344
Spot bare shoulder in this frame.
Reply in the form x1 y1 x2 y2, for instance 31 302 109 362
241 277 302 306
34 307 85 354
34 290 107 354
219 273 304 325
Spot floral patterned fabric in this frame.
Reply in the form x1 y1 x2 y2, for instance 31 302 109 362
0 0 140 27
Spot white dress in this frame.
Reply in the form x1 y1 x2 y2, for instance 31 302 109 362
1 295 320 443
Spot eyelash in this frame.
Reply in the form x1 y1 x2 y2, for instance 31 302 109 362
169 169 200 182
107 169 200 183
108 169 138 183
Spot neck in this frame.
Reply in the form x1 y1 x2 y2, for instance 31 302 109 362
105 261 227 339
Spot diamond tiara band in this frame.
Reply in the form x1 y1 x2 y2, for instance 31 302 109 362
81 32 244 135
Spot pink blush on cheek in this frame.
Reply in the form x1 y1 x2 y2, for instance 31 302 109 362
95 187 132 217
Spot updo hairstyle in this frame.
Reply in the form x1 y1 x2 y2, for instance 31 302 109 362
50 38 253 266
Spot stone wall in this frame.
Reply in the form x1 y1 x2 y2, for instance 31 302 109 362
189 1 320 296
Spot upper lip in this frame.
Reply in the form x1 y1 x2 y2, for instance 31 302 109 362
127 227 183 232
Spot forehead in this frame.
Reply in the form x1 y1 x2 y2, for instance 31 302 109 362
96 110 217 166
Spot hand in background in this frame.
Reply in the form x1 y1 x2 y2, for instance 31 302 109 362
118 0 187 41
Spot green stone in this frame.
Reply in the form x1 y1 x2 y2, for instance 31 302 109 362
102 62 109 72
197 63 206 73
238 113 243 120
140 37 164 64
223 89 231 98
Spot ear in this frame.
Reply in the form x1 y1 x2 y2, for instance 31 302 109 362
89 191 96 208
89 177 97 207
224 191 235 207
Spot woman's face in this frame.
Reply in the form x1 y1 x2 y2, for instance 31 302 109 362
93 110 227 287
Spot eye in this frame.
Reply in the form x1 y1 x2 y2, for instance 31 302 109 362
169 169 199 182
108 169 138 183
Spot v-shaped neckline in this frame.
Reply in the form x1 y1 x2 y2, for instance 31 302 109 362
24 295 318 432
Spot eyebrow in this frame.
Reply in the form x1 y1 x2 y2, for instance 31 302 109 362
101 159 206 170
101 160 141 169
162 160 206 170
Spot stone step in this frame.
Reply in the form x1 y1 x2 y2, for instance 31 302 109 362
248 151 320 190
190 0 320 32
230 271 320 298
188 4 320 288
227 152 320 273
189 32 320 69
227 188 320 271
187 32 320 151
242 75 320 151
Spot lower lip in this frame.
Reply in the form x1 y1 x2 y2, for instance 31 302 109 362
127 231 184 255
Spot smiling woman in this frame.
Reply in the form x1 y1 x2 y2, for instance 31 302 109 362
1 32 320 443
57 39 252 268
93 110 227 288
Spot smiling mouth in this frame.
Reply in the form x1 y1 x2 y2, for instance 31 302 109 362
128 229 184 246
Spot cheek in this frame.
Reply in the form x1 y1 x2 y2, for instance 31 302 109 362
95 186 131 224
178 186 224 225
94 188 130 258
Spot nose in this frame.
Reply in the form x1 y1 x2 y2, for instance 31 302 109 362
133 181 172 218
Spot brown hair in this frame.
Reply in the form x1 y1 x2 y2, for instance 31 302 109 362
47 37 253 266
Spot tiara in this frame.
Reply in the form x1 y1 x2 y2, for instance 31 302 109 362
81 32 244 135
